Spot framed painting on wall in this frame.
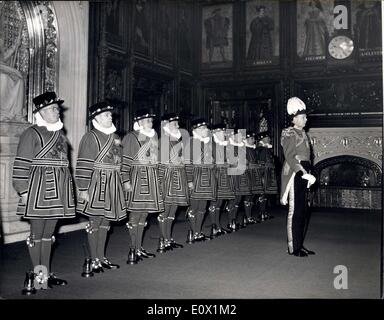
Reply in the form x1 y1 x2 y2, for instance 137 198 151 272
178 1 194 72
201 3 233 69
351 0 382 60
133 0 152 58
155 0 175 66
245 0 280 66
296 0 334 63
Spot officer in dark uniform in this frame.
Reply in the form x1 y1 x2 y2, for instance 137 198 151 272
281 97 316 257
12 92 75 294
75 101 126 273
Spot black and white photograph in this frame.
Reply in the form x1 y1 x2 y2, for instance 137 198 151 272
0 0 383 313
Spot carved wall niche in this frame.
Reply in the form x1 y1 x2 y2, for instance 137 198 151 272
0 1 59 124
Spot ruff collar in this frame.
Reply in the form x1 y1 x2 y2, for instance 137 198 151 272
134 121 156 137
259 141 272 149
213 133 229 146
193 131 210 144
92 119 116 135
163 125 181 140
35 112 63 131
229 137 244 147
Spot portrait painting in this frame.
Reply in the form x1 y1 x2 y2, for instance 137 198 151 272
201 4 233 68
245 0 280 66
296 0 334 62
351 0 382 58
156 0 174 64
133 0 152 57
178 2 193 71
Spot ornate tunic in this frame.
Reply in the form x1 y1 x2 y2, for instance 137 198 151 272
280 126 311 205
158 134 189 206
185 137 216 200
256 146 278 195
12 125 76 219
229 145 252 196
212 141 235 200
122 130 164 212
246 146 264 194
75 129 127 221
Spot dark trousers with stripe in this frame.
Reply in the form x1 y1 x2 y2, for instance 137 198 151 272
287 166 311 254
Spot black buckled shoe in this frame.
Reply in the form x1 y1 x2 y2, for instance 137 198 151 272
288 249 308 257
301 247 315 255
138 248 156 258
91 259 104 273
101 258 120 269
170 239 184 248
48 273 68 288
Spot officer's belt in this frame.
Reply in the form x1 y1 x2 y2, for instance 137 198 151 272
93 162 121 171
31 158 69 167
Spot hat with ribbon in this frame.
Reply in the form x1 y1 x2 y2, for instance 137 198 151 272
32 91 64 113
161 112 179 122
191 118 208 130
88 101 115 120
134 108 156 122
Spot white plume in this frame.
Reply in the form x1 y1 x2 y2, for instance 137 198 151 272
287 97 306 115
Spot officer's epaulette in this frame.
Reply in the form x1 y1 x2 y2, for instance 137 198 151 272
281 127 295 138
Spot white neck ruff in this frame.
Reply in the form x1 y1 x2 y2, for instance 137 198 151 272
92 119 116 135
35 112 63 132
163 125 181 140
243 140 256 149
259 141 272 149
213 133 228 146
193 131 210 144
229 137 244 147
133 121 155 138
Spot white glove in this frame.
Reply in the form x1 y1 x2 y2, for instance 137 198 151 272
302 173 316 188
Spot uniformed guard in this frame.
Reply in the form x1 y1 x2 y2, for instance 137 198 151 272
225 129 249 231
157 113 189 251
12 91 75 294
209 124 234 236
184 118 216 242
75 101 126 273
256 131 278 221
122 109 164 264
281 97 316 257
242 130 260 224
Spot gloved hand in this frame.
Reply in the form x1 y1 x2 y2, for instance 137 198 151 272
302 173 316 188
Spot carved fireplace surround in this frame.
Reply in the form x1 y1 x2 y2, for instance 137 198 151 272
307 127 382 210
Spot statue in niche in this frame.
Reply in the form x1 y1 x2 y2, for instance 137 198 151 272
0 25 26 122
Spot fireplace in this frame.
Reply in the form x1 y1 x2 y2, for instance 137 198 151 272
313 156 382 209
308 127 382 210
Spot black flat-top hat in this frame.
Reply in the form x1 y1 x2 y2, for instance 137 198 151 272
211 123 226 132
32 91 64 113
246 130 256 138
191 118 208 130
257 131 270 140
88 101 115 119
161 112 179 122
134 108 156 122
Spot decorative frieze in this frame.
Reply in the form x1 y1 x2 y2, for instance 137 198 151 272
308 127 382 168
